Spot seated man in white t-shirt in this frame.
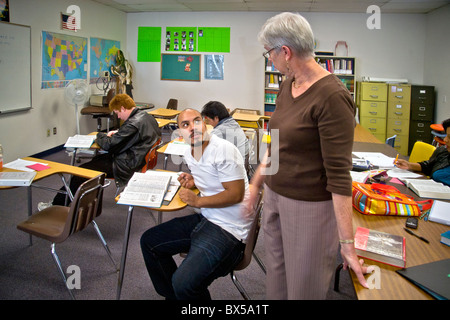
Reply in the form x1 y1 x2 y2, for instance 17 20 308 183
140 108 253 300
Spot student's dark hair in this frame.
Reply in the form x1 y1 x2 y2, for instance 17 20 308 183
201 101 230 121
442 118 450 132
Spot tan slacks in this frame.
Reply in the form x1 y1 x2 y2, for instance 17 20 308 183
263 184 339 299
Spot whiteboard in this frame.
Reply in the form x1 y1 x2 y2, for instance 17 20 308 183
0 22 31 114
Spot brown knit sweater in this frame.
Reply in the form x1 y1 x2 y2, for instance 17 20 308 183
265 74 355 201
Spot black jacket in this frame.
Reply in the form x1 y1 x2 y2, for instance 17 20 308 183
419 146 450 178
96 108 161 186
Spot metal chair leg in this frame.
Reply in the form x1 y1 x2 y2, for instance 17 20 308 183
252 252 266 274
51 243 75 300
230 271 250 300
92 220 118 271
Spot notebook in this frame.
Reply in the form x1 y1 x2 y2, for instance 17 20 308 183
396 259 450 300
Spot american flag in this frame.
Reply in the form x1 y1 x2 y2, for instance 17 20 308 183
61 13 77 31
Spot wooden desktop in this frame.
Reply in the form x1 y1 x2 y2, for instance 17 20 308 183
349 135 450 300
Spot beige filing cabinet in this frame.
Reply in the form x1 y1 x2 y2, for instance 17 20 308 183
387 84 411 155
359 82 388 142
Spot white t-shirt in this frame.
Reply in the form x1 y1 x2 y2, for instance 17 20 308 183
183 134 252 242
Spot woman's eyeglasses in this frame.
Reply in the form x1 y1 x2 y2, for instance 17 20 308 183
262 46 280 59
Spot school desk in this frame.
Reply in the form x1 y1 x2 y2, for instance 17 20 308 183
115 171 193 300
346 141 450 300
148 108 181 119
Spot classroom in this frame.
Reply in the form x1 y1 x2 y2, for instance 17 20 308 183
1 0 450 304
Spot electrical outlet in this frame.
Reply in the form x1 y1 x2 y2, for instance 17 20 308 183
53 127 57 135
47 129 50 137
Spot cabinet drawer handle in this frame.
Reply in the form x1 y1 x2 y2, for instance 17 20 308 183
368 128 377 131
394 112 403 115
370 95 378 98
369 111 377 115
394 129 402 132
418 114 426 117
395 95 403 99
419 107 426 111
417 130 425 133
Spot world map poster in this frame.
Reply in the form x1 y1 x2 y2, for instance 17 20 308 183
90 37 120 84
41 31 87 89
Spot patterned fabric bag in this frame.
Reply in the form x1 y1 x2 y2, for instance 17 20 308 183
352 181 432 216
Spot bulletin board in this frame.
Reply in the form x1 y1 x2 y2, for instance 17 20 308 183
161 53 200 81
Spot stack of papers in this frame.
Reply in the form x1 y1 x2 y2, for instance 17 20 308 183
352 152 396 169
3 159 49 172
0 171 36 186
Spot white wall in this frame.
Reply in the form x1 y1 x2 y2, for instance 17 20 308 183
126 11 428 114
424 4 450 123
1 3 449 162
0 0 126 162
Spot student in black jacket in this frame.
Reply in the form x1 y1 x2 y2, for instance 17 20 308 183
43 94 161 208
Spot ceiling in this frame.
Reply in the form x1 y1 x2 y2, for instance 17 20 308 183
91 0 450 14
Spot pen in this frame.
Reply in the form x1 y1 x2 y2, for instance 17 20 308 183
404 227 429 244
394 153 399 165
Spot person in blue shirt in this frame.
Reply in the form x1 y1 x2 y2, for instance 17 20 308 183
396 118 450 186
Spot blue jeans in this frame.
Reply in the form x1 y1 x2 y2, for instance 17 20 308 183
140 214 245 300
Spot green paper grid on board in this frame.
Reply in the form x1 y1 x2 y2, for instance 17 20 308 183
197 27 230 53
137 26 161 62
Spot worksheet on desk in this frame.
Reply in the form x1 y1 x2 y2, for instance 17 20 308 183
3 159 48 172
352 152 396 169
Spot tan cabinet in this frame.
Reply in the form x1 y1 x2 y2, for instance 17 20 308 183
358 82 388 142
387 84 411 155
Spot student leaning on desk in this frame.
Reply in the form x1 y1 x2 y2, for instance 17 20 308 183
41 94 161 208
396 118 450 186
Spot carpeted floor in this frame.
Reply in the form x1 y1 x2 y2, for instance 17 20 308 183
0 129 357 301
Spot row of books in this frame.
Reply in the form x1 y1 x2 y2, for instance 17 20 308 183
264 104 275 117
316 58 354 75
265 73 283 89
339 78 355 92
264 90 278 104
265 60 279 72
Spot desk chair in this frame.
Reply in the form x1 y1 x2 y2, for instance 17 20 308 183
430 123 446 147
409 141 436 163
385 135 396 147
230 189 265 300
166 98 178 110
16 173 117 299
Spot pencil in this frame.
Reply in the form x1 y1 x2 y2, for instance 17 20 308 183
394 153 399 165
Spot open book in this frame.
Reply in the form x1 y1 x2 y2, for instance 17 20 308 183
403 179 450 200
64 135 96 148
117 171 173 208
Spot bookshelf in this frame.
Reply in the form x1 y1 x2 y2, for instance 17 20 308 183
315 55 356 99
263 55 356 120
264 58 284 119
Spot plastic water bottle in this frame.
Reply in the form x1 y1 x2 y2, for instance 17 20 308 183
0 144 3 170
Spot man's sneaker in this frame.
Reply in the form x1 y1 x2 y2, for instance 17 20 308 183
37 201 53 211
